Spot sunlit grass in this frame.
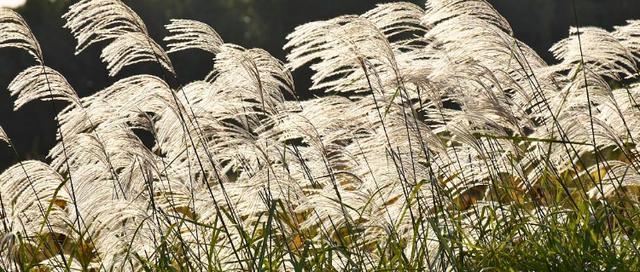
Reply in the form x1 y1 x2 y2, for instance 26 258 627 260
1 0 640 271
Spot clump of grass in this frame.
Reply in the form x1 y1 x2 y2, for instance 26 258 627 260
1 0 640 271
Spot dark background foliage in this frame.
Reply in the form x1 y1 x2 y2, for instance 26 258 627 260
0 0 639 169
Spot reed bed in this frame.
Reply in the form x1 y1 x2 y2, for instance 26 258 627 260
1 0 640 271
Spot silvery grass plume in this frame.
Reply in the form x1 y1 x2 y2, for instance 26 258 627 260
63 0 174 76
0 127 9 146
0 0 640 271
164 19 224 54
0 8 41 63
9 66 82 110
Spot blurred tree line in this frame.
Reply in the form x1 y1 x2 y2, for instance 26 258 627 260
0 0 639 169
